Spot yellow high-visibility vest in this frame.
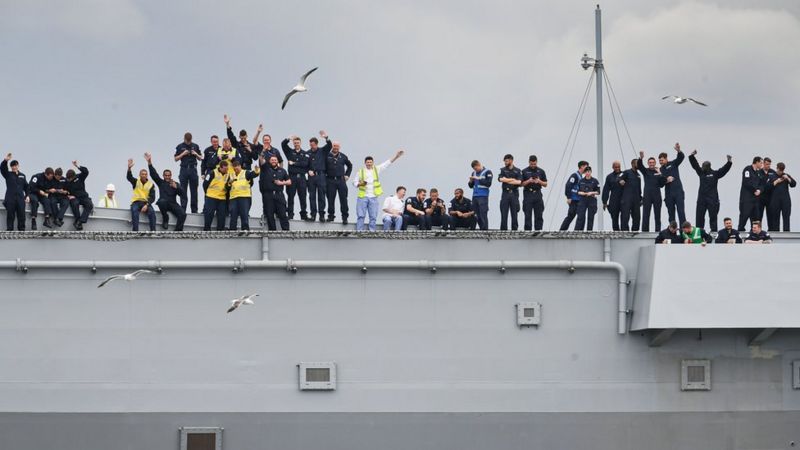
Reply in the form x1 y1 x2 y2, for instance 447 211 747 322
131 178 154 204
357 167 381 198
216 148 237 167
229 170 251 199
206 169 228 200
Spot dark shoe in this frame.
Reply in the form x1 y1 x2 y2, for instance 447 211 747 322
43 217 52 228
342 219 349 225
161 220 169 230
55 218 63 227
301 214 312 221
31 218 37 231
288 215 294 220
327 216 335 222
74 221 83 231
319 216 326 223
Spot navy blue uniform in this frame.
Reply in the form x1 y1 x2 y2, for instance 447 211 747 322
618 168 641 231
636 158 666 231
253 143 284 166
575 176 600 231
325 151 353 222
521 166 547 231
174 142 201 213
259 162 290 231
1 160 29 231
449 197 476 229
28 172 55 223
307 139 332 220
602 171 624 231
559 171 583 231
745 229 771 243
661 151 686 224
767 173 796 231
51 176 71 224
65 166 93 227
498 165 522 230
738 165 764 231
654 228 682 244
715 228 742 244
424 197 452 230
688 155 731 231
148 164 187 231
227 127 255 170
403 196 431 230
281 139 311 219
760 168 778 228
202 145 220 176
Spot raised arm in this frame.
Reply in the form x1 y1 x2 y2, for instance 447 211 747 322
252 124 263 146
126 159 137 188
144 153 163 185
715 156 732 178
688 152 702 176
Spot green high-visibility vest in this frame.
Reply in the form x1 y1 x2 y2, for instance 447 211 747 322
681 227 703 243
357 167 381 198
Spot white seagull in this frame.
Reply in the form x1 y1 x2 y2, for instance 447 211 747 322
662 95 707 107
227 293 259 314
97 269 156 288
281 67 318 110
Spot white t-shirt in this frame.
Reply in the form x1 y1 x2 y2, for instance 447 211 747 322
382 195 405 218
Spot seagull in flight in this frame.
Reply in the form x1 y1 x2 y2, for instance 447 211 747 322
282 67 318 110
227 293 259 313
662 96 707 107
97 269 156 288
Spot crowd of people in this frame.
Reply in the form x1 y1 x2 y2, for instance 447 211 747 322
1 118 795 240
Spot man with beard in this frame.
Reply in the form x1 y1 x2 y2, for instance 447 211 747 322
28 167 56 229
520 155 547 231
146 152 187 231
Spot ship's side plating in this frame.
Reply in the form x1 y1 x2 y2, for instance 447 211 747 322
0 232 798 450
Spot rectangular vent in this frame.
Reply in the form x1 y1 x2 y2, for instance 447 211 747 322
681 359 711 391
298 362 337 391
306 368 331 382
179 427 223 450
516 302 541 327
793 360 800 390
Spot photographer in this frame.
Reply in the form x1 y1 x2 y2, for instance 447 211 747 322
424 188 452 230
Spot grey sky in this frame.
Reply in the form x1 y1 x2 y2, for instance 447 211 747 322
1 0 799 229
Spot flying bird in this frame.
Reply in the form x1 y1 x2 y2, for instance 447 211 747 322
227 293 259 313
662 96 707 107
97 269 156 288
281 67 318 110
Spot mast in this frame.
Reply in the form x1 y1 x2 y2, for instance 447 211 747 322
594 5 604 230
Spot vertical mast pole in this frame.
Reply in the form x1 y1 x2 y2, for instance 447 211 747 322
594 5 604 230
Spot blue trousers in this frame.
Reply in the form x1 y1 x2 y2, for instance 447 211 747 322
203 198 228 231
382 215 403 231
178 167 199 213
131 201 156 231
473 196 489 230
229 197 252 230
356 197 379 231
307 173 327 218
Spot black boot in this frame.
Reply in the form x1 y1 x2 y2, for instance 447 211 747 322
74 220 83 230
161 215 169 230
31 218 37 231
43 216 52 228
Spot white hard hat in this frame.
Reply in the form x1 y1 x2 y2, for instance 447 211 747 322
106 184 116 191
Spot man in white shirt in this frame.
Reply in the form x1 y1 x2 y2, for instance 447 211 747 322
353 149 404 231
97 184 118 208
382 186 406 231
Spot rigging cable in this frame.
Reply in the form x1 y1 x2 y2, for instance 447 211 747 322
545 71 595 230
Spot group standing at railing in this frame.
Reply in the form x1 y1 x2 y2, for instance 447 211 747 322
1 118 794 235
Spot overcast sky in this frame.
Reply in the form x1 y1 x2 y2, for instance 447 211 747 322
1 0 799 230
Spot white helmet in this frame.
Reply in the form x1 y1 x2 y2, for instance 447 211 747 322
106 184 116 192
